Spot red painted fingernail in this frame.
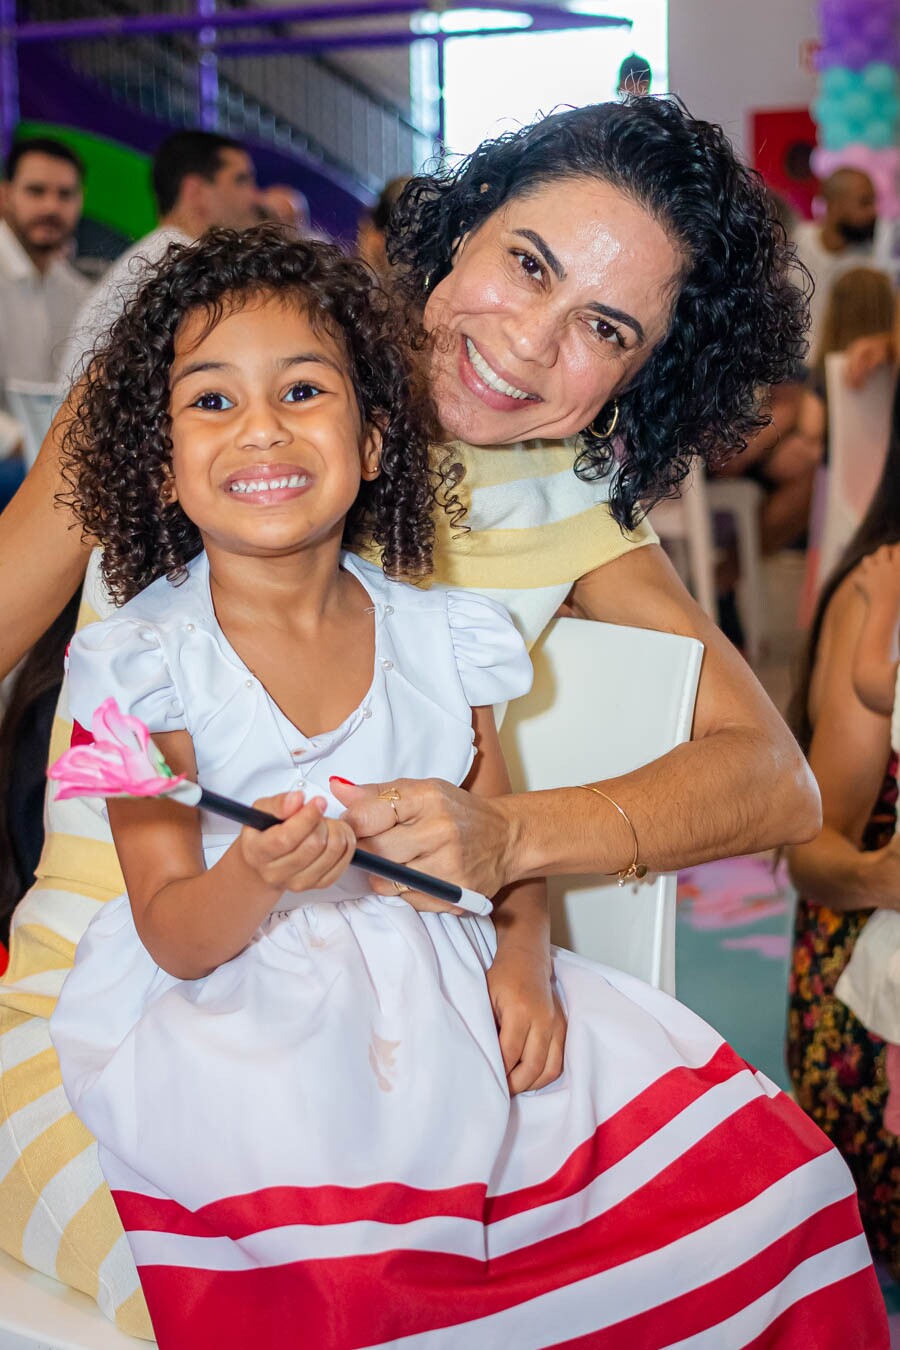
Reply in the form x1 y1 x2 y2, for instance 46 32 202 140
329 776 355 786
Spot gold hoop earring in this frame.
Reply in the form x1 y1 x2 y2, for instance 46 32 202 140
590 401 619 441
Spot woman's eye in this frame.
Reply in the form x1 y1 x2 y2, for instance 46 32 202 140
588 317 625 348
284 382 321 403
192 391 234 411
512 250 543 280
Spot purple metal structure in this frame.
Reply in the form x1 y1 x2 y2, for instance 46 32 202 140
0 1 631 156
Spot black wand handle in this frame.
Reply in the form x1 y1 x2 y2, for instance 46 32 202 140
197 788 463 905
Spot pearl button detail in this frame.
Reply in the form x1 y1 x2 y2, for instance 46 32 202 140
362 707 373 719
381 659 393 671
384 605 394 616
185 623 195 633
245 679 253 688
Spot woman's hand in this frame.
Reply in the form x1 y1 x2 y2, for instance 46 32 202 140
331 776 518 899
486 944 566 1094
241 791 356 894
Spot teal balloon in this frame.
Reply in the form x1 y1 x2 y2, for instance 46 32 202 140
821 118 853 148
822 66 854 96
862 63 896 95
865 119 894 148
842 90 873 122
874 93 899 121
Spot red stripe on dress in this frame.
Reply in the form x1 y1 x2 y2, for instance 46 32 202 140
740 1265 889 1350
126 1093 843 1349
545 1195 880 1349
114 1041 748 1240
137 1198 879 1350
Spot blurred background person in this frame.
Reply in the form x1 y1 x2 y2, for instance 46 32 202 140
259 183 330 240
617 52 652 97
0 137 90 504
793 168 880 361
61 129 259 388
786 374 900 1279
356 174 410 277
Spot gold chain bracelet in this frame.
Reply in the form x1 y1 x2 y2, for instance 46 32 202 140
576 785 648 886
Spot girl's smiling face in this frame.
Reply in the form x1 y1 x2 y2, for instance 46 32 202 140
168 293 381 558
423 177 683 446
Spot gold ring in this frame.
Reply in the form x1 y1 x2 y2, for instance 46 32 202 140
392 880 409 894
378 788 401 823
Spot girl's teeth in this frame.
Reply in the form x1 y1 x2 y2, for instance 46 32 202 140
465 338 531 400
228 474 308 494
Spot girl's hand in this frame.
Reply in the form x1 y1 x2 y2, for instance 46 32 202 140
853 545 900 609
241 791 356 894
487 946 566 1095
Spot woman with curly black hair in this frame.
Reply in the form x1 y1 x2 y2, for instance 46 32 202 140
334 97 822 902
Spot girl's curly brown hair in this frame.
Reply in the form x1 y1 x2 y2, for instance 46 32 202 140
59 224 441 604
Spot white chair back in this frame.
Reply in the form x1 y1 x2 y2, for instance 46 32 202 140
818 352 894 582
4 379 61 471
500 617 703 995
649 466 717 620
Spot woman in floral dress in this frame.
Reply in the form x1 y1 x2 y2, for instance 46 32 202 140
788 374 900 1275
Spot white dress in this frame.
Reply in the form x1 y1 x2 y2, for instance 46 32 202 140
50 552 886 1350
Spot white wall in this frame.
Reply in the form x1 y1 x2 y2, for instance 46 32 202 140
667 0 818 159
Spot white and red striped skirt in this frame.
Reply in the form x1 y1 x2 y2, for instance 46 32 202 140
50 894 887 1349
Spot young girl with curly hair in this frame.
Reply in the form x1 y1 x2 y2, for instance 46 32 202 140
41 226 888 1348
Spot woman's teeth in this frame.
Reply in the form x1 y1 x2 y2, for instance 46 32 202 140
465 338 532 401
228 474 308 494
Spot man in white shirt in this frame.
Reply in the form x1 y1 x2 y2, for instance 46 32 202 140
61 129 260 389
0 138 91 462
793 168 880 362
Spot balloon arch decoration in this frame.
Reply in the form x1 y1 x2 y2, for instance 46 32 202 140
812 0 900 220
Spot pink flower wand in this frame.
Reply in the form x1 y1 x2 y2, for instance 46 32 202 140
48 698 490 914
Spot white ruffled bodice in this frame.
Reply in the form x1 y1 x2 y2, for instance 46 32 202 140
65 551 532 903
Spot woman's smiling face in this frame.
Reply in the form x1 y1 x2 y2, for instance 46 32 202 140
423 177 683 446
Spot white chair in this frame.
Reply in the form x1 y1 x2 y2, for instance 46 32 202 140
817 352 894 585
499 616 703 996
0 1247 143 1349
4 381 61 472
650 466 717 621
705 476 765 667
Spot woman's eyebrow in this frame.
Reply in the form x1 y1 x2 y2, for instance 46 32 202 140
511 228 645 344
512 228 566 280
583 302 645 345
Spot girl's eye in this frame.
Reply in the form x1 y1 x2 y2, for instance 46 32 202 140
192 391 234 411
284 382 322 403
588 317 626 349
511 249 544 281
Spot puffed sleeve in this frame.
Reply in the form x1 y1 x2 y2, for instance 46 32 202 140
66 617 185 736
445 590 533 707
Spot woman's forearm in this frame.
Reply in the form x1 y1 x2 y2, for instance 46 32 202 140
787 826 900 913
0 404 91 676
498 723 820 884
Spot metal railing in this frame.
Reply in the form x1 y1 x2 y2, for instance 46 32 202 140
26 0 430 189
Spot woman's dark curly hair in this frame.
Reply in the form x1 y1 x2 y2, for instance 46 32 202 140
60 224 440 604
389 96 811 529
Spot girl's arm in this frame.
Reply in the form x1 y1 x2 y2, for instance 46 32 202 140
850 545 900 717
465 705 565 1095
334 544 821 896
788 578 900 913
109 729 356 979
0 401 92 678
